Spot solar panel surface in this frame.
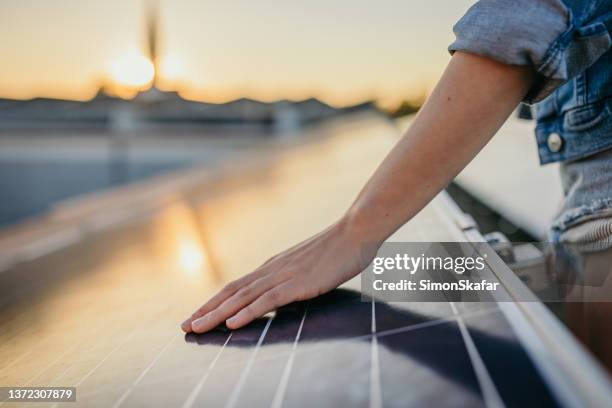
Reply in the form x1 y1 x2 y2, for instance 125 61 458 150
0 114 604 407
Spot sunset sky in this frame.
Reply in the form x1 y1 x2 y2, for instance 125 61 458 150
0 0 474 107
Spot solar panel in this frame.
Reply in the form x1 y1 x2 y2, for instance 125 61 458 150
0 115 609 407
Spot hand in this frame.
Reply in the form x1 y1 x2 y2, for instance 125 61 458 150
181 216 377 333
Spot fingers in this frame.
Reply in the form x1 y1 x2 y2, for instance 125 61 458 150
189 274 289 333
182 230 327 332
226 280 298 330
181 272 262 333
182 252 299 333
181 284 235 332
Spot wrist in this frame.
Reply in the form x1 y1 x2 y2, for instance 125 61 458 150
340 204 389 247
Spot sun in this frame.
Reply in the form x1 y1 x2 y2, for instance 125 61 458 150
108 53 155 89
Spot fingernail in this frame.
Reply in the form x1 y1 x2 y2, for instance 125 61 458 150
226 316 238 327
181 319 192 332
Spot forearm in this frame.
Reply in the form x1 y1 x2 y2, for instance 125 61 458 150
182 52 537 333
344 52 535 243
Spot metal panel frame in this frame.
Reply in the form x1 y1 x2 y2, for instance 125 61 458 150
435 191 612 408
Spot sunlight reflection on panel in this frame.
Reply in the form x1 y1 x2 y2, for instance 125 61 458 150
151 201 213 281
191 119 398 284
178 240 204 275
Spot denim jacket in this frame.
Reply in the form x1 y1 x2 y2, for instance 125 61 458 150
449 0 612 241
449 0 612 165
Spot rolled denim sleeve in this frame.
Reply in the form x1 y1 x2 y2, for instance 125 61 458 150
448 0 612 103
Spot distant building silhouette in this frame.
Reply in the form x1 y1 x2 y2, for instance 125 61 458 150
0 94 373 131
0 2 374 132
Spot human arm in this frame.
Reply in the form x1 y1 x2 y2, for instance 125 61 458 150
182 51 535 333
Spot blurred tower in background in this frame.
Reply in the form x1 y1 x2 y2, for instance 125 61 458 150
146 1 160 88
108 0 165 182
135 0 167 103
